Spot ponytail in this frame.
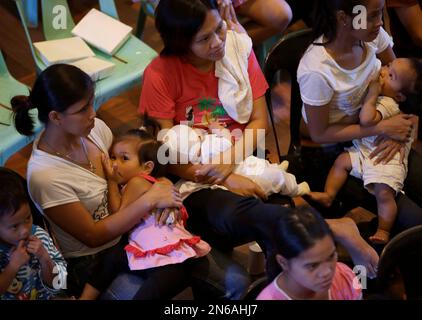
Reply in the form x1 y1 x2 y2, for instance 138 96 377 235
11 64 94 136
11 95 36 136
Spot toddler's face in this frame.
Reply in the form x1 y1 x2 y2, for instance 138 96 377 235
380 58 416 101
110 140 143 184
0 203 32 246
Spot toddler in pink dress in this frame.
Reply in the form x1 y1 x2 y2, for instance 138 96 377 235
79 124 210 300
124 174 210 270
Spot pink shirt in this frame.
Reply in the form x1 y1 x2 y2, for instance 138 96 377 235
256 262 363 300
139 51 268 134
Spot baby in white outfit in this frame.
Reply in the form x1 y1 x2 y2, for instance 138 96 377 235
163 123 310 198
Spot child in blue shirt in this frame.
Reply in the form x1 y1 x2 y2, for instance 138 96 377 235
0 168 67 300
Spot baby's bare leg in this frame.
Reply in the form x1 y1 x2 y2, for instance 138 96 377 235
369 183 397 244
309 152 352 207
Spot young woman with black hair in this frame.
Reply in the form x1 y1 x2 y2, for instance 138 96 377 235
297 0 422 233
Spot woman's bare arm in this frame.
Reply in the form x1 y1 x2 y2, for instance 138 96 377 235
43 181 182 248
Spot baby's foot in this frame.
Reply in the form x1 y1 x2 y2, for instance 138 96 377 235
297 182 311 196
308 192 334 207
369 229 390 245
279 160 289 171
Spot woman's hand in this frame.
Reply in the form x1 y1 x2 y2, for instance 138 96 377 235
146 180 183 209
378 114 414 142
217 0 246 33
194 163 236 185
369 136 406 165
223 173 267 200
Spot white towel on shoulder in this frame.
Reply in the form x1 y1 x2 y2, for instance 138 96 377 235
215 30 253 124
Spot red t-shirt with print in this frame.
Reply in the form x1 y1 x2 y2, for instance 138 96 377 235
138 51 269 134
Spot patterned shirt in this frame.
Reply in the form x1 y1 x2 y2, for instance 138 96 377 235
0 225 67 300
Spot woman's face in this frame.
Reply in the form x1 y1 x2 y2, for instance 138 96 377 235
57 92 96 137
190 9 227 62
280 235 338 294
349 0 385 42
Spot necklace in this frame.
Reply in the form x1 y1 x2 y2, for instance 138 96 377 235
43 137 96 173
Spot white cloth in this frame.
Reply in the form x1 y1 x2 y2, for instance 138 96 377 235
347 96 413 194
297 27 393 125
27 118 120 258
164 125 304 198
215 30 253 124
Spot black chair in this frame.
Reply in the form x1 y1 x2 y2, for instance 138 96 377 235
263 28 313 168
240 275 269 300
377 225 422 300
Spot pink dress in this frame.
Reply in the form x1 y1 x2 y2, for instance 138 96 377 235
256 262 363 300
124 174 211 270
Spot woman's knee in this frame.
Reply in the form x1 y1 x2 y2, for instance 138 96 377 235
238 0 292 30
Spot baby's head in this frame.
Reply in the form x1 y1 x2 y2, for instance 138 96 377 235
380 58 422 104
0 170 32 246
110 117 166 184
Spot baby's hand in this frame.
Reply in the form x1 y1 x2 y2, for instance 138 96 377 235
101 154 119 182
9 240 30 271
26 235 49 261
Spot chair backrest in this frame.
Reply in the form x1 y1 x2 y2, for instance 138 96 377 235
240 276 269 300
263 29 313 163
14 0 45 73
0 50 11 78
377 225 422 300
41 0 74 40
135 0 158 39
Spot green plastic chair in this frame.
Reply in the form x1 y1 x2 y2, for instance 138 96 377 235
23 0 39 28
135 0 157 39
0 50 42 165
14 0 158 110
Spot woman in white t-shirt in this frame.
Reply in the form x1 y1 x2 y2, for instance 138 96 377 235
10 64 196 298
297 0 422 232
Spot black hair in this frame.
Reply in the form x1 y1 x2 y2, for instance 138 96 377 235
113 114 166 178
155 0 219 56
267 207 335 279
312 0 368 44
12 64 94 136
407 58 422 104
0 168 28 218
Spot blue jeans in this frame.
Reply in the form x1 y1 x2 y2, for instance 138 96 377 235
101 248 250 300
